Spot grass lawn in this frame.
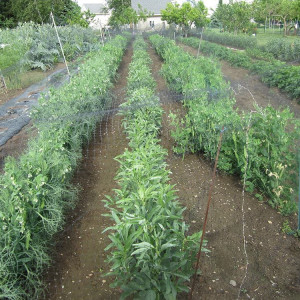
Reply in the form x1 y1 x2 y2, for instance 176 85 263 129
256 27 300 46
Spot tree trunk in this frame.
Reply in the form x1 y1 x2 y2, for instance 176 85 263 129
283 17 287 36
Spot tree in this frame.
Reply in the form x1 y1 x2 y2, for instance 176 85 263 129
215 0 252 34
0 0 91 27
252 0 299 35
106 0 151 28
0 0 14 27
161 1 208 36
276 0 298 35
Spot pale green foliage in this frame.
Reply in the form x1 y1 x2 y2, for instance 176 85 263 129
0 34 129 299
161 1 208 35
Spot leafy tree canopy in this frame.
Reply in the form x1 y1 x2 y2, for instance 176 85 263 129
0 0 93 28
252 0 299 35
106 0 151 27
161 1 208 35
215 0 252 34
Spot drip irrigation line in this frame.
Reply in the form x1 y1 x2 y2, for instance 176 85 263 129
189 125 225 300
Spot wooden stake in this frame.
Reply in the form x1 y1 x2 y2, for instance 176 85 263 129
189 126 225 300
50 12 70 77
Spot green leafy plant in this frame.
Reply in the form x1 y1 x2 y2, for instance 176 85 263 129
179 36 300 101
150 34 299 215
200 30 257 49
105 36 208 299
0 34 130 299
282 220 300 238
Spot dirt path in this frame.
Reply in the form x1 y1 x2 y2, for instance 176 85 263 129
147 42 300 299
179 43 300 119
43 44 133 300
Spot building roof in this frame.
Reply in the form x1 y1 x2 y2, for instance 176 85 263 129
131 0 171 15
83 3 106 14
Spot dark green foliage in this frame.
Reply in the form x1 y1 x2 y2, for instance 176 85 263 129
180 36 300 101
201 30 257 49
151 34 299 215
0 0 89 27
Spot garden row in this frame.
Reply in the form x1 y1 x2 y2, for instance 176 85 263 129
104 36 206 300
0 23 100 88
198 30 300 62
179 36 300 100
150 34 299 216
0 33 130 300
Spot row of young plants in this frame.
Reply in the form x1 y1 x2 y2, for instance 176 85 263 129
179 36 300 101
197 30 300 63
0 33 130 300
259 38 300 63
104 36 207 300
199 30 257 49
150 34 299 216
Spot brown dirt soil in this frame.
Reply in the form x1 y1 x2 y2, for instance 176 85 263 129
179 43 300 118
40 38 300 300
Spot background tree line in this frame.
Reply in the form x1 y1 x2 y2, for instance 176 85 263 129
0 0 94 28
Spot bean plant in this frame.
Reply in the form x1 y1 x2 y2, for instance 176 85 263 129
104 36 208 300
150 34 299 216
179 36 300 101
0 34 130 299
200 30 257 49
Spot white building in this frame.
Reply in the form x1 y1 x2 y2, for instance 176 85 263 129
77 1 110 29
132 0 172 31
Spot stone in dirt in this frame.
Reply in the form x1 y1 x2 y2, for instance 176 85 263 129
230 280 237 287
